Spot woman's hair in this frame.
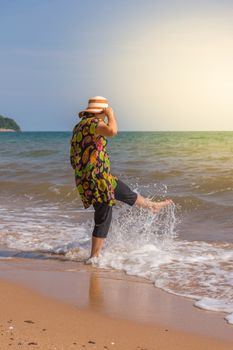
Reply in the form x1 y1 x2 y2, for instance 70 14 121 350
83 111 94 117
79 111 95 118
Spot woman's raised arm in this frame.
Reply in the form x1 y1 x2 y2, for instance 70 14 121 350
96 108 118 137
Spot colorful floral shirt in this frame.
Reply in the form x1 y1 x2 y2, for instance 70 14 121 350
70 115 118 209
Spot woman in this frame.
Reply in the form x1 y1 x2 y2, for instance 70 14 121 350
70 96 172 262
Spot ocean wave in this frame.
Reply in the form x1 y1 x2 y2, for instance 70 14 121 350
17 149 58 157
0 181 79 204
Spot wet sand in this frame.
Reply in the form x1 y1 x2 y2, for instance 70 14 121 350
0 256 233 349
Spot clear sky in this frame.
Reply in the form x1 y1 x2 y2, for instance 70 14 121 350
1 0 233 131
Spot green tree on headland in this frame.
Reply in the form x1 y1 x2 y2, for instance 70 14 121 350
0 115 21 131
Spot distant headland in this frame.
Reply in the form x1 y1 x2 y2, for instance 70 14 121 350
0 115 21 132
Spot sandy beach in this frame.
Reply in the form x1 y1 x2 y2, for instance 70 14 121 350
0 255 232 350
0 128 16 132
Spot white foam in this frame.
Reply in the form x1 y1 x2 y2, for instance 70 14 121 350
195 298 233 313
225 313 233 325
0 201 92 258
195 298 233 325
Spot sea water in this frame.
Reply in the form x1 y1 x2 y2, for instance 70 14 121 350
0 131 233 324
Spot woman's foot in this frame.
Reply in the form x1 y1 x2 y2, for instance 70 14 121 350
135 194 173 213
85 256 97 265
150 199 173 213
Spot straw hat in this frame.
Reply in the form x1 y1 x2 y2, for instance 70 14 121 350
78 96 109 118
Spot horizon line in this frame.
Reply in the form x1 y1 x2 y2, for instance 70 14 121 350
13 130 233 133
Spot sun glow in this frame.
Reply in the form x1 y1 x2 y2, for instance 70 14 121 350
110 16 233 130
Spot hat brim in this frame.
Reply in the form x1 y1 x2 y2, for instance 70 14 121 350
78 108 104 118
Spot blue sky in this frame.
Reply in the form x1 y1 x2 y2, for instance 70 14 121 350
1 0 233 131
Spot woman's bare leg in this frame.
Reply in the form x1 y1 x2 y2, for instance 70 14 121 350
134 194 173 213
90 236 105 258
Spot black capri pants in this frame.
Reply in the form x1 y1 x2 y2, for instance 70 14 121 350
92 179 138 238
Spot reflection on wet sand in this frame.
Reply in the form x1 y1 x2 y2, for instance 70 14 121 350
88 272 104 309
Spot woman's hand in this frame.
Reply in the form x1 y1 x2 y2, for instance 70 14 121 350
103 107 114 118
96 107 118 137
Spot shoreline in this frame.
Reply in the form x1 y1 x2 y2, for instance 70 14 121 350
0 255 232 348
0 129 18 132
0 128 17 132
